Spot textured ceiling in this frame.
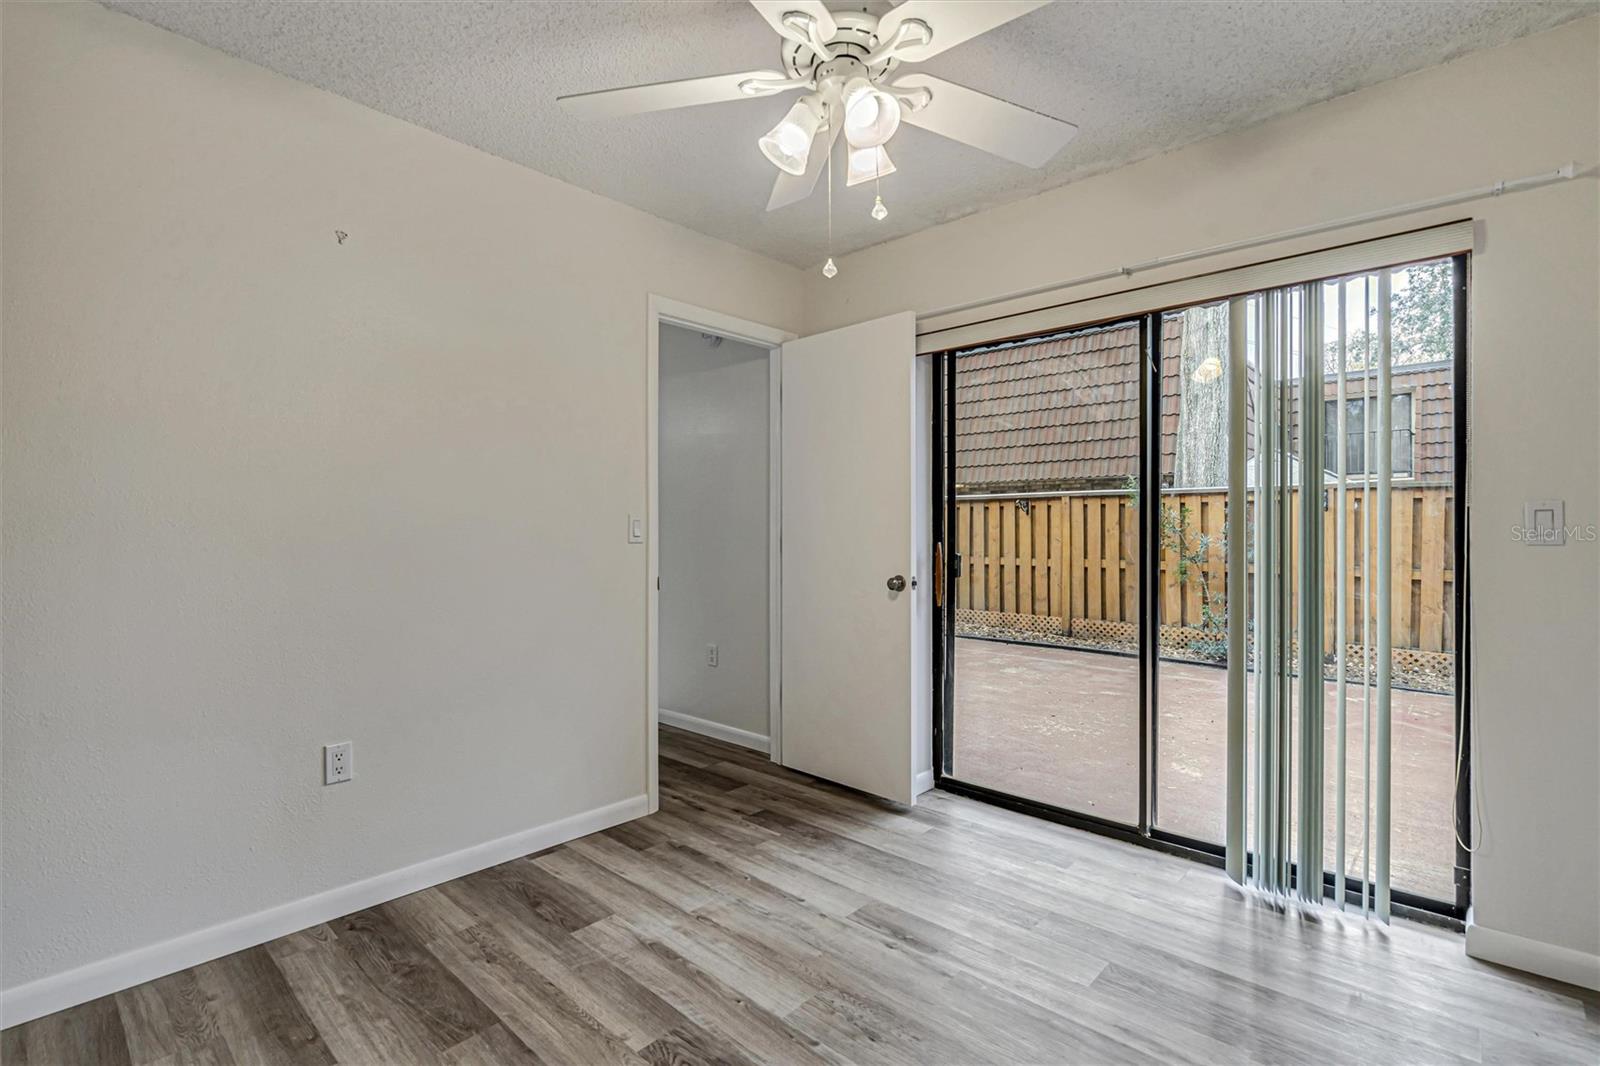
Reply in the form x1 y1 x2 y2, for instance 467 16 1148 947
103 0 1591 268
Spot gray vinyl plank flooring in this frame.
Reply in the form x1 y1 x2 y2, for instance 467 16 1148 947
6 725 1597 1064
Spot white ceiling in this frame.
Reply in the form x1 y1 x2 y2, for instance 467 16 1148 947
103 0 1590 268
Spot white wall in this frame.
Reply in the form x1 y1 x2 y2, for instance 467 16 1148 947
658 324 771 743
0 0 803 1015
809 17 1600 984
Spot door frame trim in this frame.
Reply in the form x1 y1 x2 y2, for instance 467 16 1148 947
646 296 796 813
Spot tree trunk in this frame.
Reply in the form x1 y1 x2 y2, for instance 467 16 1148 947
1174 303 1229 488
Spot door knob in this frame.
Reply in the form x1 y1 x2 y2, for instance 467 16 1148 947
886 574 906 592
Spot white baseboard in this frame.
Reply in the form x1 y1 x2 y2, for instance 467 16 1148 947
913 769 935 797
1466 920 1600 991
659 708 771 753
0 793 648 1028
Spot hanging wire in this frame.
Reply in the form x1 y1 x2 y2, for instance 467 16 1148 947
1454 525 1482 854
1453 263 1482 855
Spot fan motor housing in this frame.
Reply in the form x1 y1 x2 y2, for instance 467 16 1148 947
781 10 899 83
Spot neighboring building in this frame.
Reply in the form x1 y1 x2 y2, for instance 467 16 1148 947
955 315 1454 494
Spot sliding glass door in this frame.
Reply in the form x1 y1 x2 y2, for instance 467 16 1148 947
934 255 1468 917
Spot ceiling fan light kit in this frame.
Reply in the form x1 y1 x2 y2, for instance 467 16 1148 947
559 1 1078 276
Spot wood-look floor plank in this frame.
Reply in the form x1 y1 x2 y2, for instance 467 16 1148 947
602 817 673 852
193 947 334 1066
115 968 231 1066
465 906 690 1052
783 989 941 1066
5 993 133 1066
440 1022 547 1066
1 1023 28 1066
376 888 478 948
743 807 1054 940
260 923 338 966
272 939 445 1065
574 917 843 1066
327 906 500 1052
631 810 870 918
437 863 607 970
428 923 648 1066
520 848 821 1034
6 726 1597 1065
704 894 1147 1066
636 1020 749 1066
657 727 770 771
564 833 722 914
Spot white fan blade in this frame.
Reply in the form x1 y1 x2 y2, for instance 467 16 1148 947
895 73 1076 168
877 1 1051 63
749 0 837 44
559 70 793 119
767 121 843 212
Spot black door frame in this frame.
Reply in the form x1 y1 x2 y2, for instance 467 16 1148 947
929 256 1471 925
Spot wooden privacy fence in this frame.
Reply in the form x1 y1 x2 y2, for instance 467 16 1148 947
954 484 1456 661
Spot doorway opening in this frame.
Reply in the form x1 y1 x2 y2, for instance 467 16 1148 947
646 299 791 811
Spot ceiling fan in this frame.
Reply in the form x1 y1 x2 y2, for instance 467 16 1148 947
558 1 1077 230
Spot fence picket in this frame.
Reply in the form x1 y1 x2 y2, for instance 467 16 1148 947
955 484 1453 657
985 503 1001 612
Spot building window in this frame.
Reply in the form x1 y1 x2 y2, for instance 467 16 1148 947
1324 393 1413 477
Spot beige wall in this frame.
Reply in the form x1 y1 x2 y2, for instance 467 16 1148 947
810 16 1600 976
1 0 802 1005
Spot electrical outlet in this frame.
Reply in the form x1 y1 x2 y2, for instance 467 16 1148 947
706 643 719 668
324 741 353 785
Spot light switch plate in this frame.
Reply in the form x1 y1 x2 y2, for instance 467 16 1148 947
1523 499 1565 546
628 514 644 544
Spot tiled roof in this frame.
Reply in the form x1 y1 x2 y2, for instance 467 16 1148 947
955 318 1452 492
956 321 1143 489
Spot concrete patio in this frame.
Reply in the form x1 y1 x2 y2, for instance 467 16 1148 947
952 637 1458 901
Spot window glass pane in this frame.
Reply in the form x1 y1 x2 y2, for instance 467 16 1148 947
1153 301 1233 842
1392 393 1414 476
1382 259 1457 901
949 320 1141 825
1322 260 1458 903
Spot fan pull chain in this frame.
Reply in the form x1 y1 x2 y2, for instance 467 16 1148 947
822 121 838 278
871 149 888 221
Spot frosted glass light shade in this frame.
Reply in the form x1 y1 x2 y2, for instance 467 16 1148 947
845 145 895 187
842 77 901 148
759 96 824 175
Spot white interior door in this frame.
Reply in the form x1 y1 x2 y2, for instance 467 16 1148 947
780 311 921 804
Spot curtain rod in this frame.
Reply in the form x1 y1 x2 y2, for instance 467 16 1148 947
920 162 1587 322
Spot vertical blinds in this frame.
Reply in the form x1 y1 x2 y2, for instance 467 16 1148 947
1225 272 1399 920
